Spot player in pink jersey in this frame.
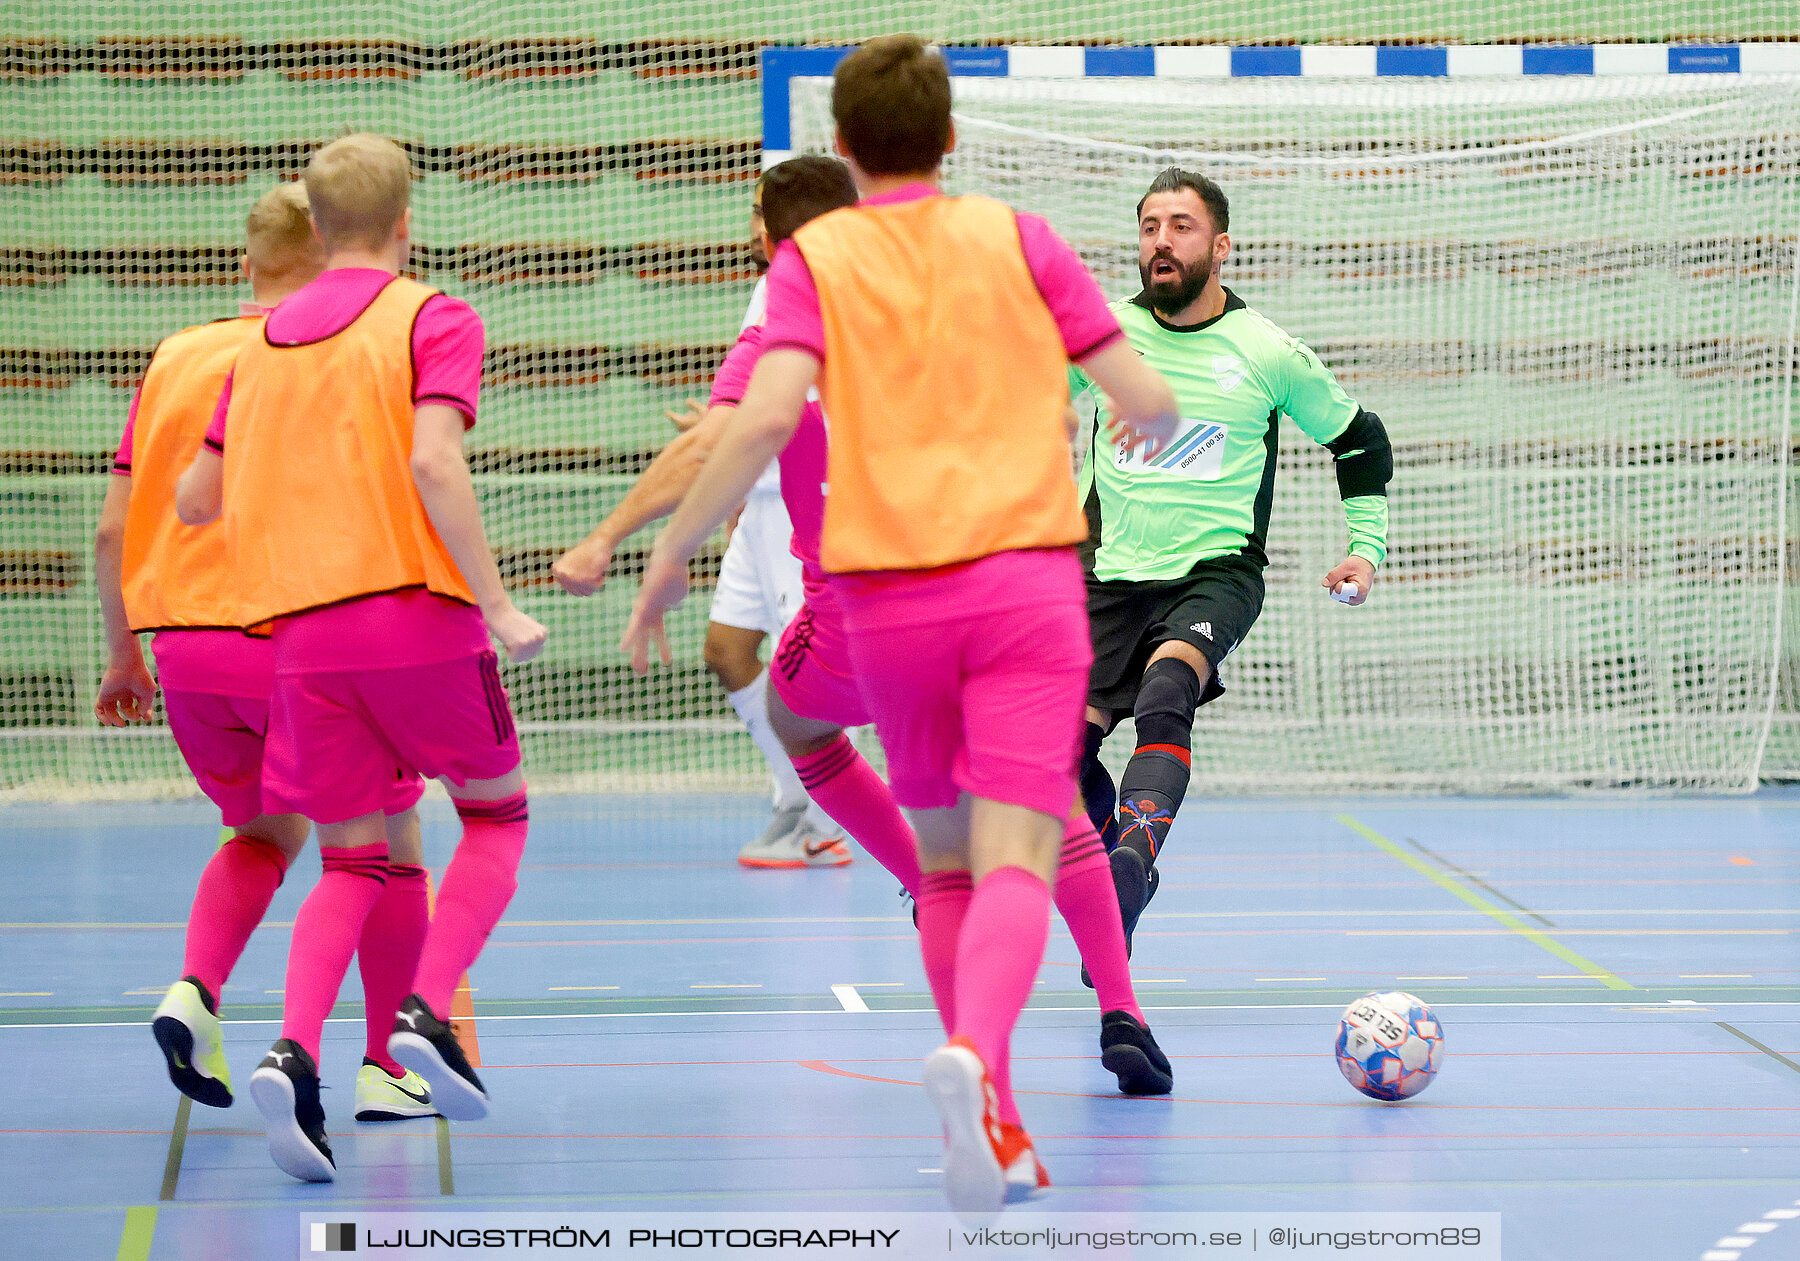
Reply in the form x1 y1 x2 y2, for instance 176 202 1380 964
558 157 922 895
623 39 1179 1215
94 181 439 1125
588 157 1171 1110
178 136 545 1182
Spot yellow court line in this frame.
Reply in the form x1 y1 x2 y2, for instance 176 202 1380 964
115 1205 157 1261
1337 814 1634 991
548 986 621 991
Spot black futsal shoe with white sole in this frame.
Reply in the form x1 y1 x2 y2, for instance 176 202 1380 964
248 1038 335 1182
389 994 489 1121
1099 1010 1174 1096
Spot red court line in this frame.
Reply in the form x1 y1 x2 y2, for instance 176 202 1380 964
415 1130 1800 1142
794 1061 1800 1110
486 1049 1777 1070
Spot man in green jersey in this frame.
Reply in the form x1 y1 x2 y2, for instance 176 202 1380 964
1071 168 1392 960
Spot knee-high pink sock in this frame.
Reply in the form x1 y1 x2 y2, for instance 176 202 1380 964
954 866 1051 1129
181 834 289 1007
793 735 922 894
280 843 390 1062
1055 816 1144 1023
357 862 429 1075
412 792 528 1017
917 869 972 1036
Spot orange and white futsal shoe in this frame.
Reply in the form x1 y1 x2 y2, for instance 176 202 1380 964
1001 1123 1051 1199
923 1035 1040 1216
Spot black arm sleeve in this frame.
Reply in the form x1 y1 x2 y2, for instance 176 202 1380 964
1325 407 1392 500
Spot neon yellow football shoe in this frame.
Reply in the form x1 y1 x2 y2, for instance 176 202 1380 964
355 1059 438 1121
152 977 233 1108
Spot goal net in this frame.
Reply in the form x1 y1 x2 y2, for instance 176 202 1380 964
6 6 1798 801
793 73 1800 792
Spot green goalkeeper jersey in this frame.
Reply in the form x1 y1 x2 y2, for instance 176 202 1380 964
1073 289 1390 583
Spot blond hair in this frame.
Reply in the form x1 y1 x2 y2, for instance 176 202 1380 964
303 133 412 251
244 182 322 282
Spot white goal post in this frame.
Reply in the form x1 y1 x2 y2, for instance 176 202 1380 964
777 55 1800 792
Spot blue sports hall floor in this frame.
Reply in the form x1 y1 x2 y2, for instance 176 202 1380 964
2 789 1797 1259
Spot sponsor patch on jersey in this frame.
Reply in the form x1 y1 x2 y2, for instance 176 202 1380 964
1117 417 1228 481
1213 354 1248 394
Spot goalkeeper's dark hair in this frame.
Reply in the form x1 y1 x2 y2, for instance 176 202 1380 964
1137 167 1229 233
832 35 952 177
760 155 858 246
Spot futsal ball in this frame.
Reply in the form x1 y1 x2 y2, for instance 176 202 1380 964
1335 991 1443 1101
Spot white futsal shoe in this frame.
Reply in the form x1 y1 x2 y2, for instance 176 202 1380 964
738 810 851 868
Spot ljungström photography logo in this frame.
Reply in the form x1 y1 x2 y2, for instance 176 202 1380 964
311 1221 356 1252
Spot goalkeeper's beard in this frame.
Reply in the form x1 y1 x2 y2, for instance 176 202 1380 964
1140 251 1211 317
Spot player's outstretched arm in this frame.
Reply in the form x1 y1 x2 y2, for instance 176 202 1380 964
92 475 157 725
175 448 223 526
1076 340 1180 460
411 404 547 663
619 347 814 674
552 404 735 596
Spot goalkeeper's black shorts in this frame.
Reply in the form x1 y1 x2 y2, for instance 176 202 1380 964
1083 552 1265 721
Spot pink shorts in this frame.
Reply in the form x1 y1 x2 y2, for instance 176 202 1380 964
163 689 272 828
164 689 426 827
834 549 1092 818
769 586 870 730
264 650 521 824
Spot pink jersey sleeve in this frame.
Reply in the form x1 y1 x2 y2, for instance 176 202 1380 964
112 393 140 474
1015 212 1123 360
759 240 826 364
203 371 233 453
412 294 484 427
708 325 767 408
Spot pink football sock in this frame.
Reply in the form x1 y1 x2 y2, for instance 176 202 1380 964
358 862 429 1074
916 869 972 1036
793 734 922 894
1055 815 1144 1023
412 792 529 1017
181 834 289 1007
280 843 390 1062
954 865 1051 1129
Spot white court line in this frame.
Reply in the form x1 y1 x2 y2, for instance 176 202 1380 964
8 996 1800 1033
831 985 870 1013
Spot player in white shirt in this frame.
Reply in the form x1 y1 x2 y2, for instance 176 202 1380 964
555 225 848 868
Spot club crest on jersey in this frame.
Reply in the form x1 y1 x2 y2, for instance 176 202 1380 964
1213 354 1247 394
